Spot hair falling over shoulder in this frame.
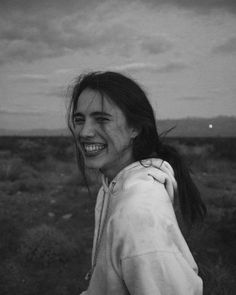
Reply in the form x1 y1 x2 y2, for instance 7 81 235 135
156 142 207 228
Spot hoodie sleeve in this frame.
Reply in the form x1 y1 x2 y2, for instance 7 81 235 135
121 250 202 295
109 177 203 295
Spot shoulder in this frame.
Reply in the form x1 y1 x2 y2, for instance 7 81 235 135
109 160 178 234
107 188 180 258
112 158 177 203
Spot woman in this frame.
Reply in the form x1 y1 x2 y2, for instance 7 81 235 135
68 71 206 295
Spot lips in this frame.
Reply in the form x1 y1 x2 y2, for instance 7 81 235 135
82 143 107 156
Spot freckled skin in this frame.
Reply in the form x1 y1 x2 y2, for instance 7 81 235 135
74 88 138 180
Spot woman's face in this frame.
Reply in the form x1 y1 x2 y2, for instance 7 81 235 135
73 88 137 180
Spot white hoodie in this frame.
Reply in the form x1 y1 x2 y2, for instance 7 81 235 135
82 159 203 295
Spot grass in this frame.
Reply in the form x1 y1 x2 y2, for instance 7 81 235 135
0 136 235 294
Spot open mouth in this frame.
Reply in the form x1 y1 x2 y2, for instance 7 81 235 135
82 143 107 156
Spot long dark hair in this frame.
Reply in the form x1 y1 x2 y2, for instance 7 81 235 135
68 71 206 227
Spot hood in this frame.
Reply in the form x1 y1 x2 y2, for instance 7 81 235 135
101 158 178 203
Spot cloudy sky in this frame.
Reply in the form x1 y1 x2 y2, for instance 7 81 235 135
0 0 236 130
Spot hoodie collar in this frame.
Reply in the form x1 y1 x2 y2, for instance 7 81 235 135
101 158 177 201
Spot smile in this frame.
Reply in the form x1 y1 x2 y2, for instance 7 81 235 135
83 143 106 155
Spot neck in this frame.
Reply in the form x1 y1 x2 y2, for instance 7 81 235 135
101 156 135 183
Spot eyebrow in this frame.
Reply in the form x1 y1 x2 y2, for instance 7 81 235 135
73 111 112 117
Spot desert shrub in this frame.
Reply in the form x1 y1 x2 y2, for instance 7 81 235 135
0 217 21 260
0 180 29 195
15 177 46 193
0 180 23 195
206 193 236 210
173 142 215 171
0 155 46 195
0 157 23 181
16 139 47 164
20 224 80 268
169 137 236 162
212 137 236 161
23 267 82 295
0 150 11 159
0 260 32 295
0 156 41 182
65 145 76 159
65 168 100 189
187 207 236 294
0 173 46 194
200 262 235 295
49 141 74 161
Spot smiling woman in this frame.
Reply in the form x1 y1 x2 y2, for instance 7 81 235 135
67 71 206 295
72 88 138 180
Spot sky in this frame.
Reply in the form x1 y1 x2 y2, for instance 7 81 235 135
0 0 236 130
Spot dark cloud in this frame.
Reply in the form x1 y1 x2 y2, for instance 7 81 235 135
140 36 173 55
0 6 137 65
1 0 235 65
156 62 189 73
0 15 96 64
176 0 236 13
0 0 107 64
138 0 236 14
2 0 235 14
0 0 98 16
212 37 236 55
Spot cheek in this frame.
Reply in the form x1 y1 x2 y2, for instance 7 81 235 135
117 123 133 140
111 126 133 146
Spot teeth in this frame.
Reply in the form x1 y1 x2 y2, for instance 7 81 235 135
84 144 105 152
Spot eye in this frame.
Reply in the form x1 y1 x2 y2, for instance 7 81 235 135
96 117 110 124
73 116 84 125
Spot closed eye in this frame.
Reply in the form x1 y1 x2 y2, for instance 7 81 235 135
95 117 110 123
73 116 84 125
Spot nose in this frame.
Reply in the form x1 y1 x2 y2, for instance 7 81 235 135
77 120 95 138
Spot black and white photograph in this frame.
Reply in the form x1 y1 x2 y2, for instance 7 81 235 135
0 1 235 294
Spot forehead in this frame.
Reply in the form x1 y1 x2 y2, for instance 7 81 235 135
76 88 118 114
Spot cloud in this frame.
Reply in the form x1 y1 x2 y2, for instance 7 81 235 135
178 96 211 101
0 7 138 65
45 86 68 98
111 61 189 74
29 85 70 99
0 108 44 116
54 68 75 75
111 62 159 72
0 0 95 16
212 37 236 55
0 38 66 65
156 62 189 73
1 0 236 15
139 0 236 14
10 74 49 83
140 36 173 55
0 14 94 64
1 0 236 65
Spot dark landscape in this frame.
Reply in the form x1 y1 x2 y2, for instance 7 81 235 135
0 135 235 294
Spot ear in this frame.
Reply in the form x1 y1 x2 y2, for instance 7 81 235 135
130 128 139 139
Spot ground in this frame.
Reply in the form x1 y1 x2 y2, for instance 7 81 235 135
0 136 235 295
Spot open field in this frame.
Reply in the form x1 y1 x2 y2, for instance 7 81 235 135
0 136 235 295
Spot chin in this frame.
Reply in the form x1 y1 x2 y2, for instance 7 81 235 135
84 158 106 170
